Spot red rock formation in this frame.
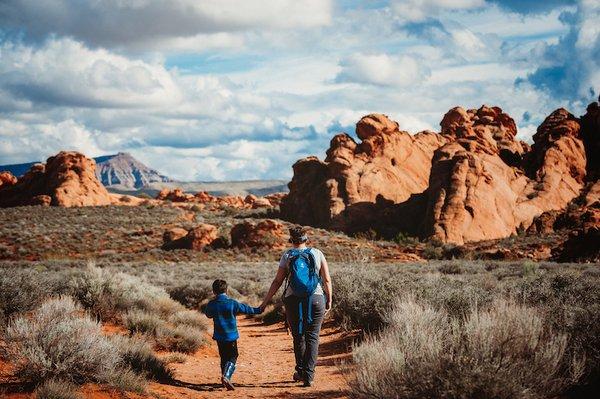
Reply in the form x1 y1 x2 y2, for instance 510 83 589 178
0 172 17 189
555 205 600 262
162 224 218 250
231 219 286 248
156 188 194 202
282 104 592 245
281 113 448 229
423 107 586 244
0 152 112 207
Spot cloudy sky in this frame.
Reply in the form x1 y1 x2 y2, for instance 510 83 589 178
0 0 598 181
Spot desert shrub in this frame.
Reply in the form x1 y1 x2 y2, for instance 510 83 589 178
2 296 121 384
0 268 66 325
157 324 204 353
101 368 147 393
1 296 176 393
167 282 213 309
124 310 165 335
351 298 579 399
332 266 410 330
168 309 207 329
69 265 179 320
34 379 81 399
393 232 419 245
111 335 173 381
438 262 463 275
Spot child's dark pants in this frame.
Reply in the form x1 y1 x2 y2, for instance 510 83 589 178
217 340 238 373
284 293 326 382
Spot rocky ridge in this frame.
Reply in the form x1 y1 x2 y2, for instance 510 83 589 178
281 99 600 246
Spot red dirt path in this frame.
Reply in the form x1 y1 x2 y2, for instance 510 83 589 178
151 317 352 398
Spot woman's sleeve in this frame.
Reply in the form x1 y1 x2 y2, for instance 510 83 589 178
319 249 327 264
278 251 289 269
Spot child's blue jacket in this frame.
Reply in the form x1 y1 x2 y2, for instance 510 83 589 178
204 293 261 342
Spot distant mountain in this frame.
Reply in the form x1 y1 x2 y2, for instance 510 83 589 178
0 152 172 190
93 152 171 189
0 153 289 196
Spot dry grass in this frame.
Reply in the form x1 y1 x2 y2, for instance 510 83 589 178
351 298 581 399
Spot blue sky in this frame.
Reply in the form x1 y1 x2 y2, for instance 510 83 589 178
0 0 598 181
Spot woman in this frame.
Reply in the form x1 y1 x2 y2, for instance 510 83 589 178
260 226 332 387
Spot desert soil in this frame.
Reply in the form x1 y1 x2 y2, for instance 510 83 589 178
151 317 352 399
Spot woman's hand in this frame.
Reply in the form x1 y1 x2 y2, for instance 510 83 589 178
261 267 287 311
325 300 332 312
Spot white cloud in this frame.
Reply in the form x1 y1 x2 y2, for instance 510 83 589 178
0 0 590 182
0 0 333 51
335 53 430 87
0 38 181 108
391 0 485 22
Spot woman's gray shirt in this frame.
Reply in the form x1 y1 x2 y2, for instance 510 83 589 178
278 247 326 297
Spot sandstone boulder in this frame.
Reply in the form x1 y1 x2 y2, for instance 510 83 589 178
555 205 600 262
0 152 112 208
231 219 286 248
0 171 17 189
162 224 218 250
156 188 194 202
163 227 189 245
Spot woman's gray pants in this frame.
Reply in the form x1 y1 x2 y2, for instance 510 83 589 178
284 293 326 382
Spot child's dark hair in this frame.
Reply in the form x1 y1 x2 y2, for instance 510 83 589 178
212 279 228 295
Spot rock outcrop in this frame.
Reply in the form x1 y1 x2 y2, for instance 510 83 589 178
157 188 194 202
555 204 600 262
156 188 275 210
231 219 286 248
162 224 219 250
0 151 112 207
423 107 586 244
282 103 595 245
0 172 17 189
280 113 448 230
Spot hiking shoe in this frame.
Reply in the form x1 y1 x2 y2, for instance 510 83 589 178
293 371 303 382
221 375 235 391
303 379 313 387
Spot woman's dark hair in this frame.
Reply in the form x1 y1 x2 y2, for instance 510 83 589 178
212 279 228 295
289 226 308 244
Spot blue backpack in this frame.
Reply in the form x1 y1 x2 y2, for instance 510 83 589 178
287 248 320 297
284 248 321 334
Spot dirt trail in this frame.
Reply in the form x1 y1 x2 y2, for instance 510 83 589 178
151 317 352 399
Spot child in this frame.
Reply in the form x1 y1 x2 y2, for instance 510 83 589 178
204 279 263 390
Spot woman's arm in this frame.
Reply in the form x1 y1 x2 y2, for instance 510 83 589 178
260 266 287 310
320 257 333 311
